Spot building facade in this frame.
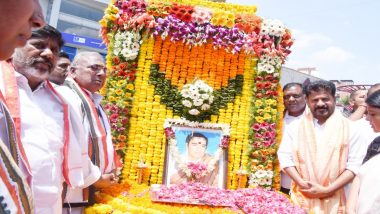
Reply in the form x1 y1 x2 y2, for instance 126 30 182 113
39 0 109 59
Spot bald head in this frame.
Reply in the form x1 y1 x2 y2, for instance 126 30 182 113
70 52 106 93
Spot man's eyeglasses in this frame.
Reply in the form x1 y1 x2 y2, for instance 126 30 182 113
87 64 106 74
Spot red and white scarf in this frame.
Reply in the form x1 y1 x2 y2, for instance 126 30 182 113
0 61 83 188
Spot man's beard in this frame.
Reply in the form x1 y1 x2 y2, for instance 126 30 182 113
20 57 53 80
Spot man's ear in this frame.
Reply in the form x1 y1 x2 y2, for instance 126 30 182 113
69 66 76 78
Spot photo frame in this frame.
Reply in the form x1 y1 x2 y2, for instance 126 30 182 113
162 119 230 189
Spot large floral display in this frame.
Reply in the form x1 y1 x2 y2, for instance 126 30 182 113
93 0 295 212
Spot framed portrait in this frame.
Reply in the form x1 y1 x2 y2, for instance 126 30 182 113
163 119 230 189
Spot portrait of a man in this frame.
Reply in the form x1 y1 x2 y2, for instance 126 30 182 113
163 126 227 189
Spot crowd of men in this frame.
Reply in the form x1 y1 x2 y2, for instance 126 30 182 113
279 81 380 213
0 1 118 213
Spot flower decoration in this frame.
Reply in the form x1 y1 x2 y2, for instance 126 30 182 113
186 162 209 179
113 30 141 61
118 0 147 15
260 19 286 37
169 3 194 22
211 9 235 28
99 0 293 191
248 169 274 189
191 7 212 24
235 14 262 34
181 79 214 116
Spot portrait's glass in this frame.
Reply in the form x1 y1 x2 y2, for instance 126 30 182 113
163 120 229 189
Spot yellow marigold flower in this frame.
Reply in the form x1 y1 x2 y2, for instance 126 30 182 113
99 19 107 27
115 89 123 95
226 20 234 28
263 113 272 121
108 14 117 21
108 96 116 102
255 100 263 106
255 116 264 123
126 84 134 90
264 106 272 113
271 109 278 115
117 80 124 86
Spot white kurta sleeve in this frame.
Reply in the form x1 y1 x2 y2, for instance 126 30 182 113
277 124 296 170
346 122 368 175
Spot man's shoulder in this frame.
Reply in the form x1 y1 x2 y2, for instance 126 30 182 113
55 85 82 105
285 117 302 131
55 85 78 97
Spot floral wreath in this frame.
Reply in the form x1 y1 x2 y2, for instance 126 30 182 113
164 118 230 179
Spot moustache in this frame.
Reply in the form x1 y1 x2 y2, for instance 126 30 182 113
28 57 53 69
315 107 328 110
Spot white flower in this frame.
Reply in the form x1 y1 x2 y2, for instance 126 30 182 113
181 89 191 98
258 178 267 186
182 100 192 108
190 93 200 100
193 99 203 107
255 170 267 178
201 94 209 100
265 177 272 185
260 19 286 37
189 85 198 93
201 104 210 110
208 96 214 104
189 109 200 115
266 65 275 74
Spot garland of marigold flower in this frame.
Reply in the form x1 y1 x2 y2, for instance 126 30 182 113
154 37 241 90
99 0 293 191
273 84 284 190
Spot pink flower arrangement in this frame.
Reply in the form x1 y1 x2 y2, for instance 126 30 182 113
164 127 175 139
187 162 208 179
154 183 305 213
191 7 211 24
251 122 276 149
220 136 230 149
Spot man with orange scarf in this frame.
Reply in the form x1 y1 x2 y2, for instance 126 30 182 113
0 25 84 214
0 1 44 213
278 80 365 213
56 51 118 214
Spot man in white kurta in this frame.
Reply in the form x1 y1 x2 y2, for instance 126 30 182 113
0 0 45 213
277 80 366 213
59 51 117 214
2 25 84 214
280 82 306 194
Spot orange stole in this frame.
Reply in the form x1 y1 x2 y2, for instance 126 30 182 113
64 78 110 173
0 139 33 214
0 62 32 183
291 111 349 214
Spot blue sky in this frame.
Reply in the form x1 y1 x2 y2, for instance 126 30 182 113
227 0 379 84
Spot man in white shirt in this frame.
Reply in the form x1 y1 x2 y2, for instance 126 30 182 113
280 82 306 194
1 25 84 214
59 51 117 213
0 1 44 213
277 80 364 213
